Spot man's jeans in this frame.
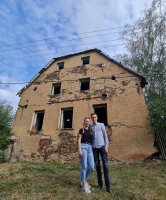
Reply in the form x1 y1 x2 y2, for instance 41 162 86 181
93 146 110 189
80 143 94 182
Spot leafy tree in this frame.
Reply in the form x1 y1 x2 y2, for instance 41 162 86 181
123 0 165 91
0 101 14 162
117 0 166 131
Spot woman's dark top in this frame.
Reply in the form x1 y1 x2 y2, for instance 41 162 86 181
79 128 93 144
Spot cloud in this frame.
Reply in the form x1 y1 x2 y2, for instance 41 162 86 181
0 0 151 110
72 0 151 55
0 74 22 110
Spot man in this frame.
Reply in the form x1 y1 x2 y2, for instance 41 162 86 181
90 113 114 195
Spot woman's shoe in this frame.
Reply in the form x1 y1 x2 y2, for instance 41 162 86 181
80 181 91 188
82 181 91 193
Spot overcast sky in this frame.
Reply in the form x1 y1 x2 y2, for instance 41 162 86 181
0 0 152 110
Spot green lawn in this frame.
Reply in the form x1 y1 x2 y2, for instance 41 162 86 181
0 161 165 200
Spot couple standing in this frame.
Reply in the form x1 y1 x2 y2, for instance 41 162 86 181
77 113 114 195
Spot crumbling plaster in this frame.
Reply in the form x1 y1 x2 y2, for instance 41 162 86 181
9 51 156 162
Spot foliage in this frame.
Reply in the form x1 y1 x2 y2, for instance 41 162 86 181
147 90 166 131
117 0 166 131
0 101 14 162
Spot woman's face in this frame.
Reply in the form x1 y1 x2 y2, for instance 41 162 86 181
84 118 90 126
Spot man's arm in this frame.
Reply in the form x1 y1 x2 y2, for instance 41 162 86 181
101 123 109 153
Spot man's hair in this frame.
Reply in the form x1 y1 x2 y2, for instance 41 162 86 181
91 113 98 117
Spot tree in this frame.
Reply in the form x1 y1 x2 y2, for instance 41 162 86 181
117 0 166 130
0 101 14 162
121 0 166 93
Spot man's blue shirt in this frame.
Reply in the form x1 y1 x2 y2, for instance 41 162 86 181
90 122 109 148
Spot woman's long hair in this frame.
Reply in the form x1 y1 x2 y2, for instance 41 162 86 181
82 117 91 133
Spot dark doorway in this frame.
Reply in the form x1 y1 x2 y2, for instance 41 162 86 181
35 111 44 131
62 108 73 128
93 104 107 126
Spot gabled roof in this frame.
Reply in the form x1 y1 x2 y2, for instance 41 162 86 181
17 48 147 95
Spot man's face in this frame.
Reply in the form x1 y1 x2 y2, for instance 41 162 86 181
91 114 98 124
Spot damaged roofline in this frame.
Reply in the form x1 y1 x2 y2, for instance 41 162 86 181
53 48 147 85
17 59 56 96
97 50 148 88
17 48 147 96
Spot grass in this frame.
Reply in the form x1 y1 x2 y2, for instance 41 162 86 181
0 161 166 200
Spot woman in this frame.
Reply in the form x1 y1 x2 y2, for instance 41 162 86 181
78 117 94 193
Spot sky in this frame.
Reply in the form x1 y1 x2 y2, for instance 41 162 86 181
0 0 152 110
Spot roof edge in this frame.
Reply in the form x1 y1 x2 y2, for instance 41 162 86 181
17 58 55 96
96 50 147 87
17 48 147 95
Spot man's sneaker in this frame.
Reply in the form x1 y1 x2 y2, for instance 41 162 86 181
80 181 91 188
98 185 103 190
106 187 115 197
82 181 91 193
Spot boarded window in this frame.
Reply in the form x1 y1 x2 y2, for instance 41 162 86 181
57 62 64 70
52 83 61 95
61 108 73 129
80 78 90 91
34 111 45 131
81 56 90 65
93 104 107 126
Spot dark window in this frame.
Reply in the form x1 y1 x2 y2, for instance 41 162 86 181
93 104 107 126
82 56 90 65
80 78 90 91
61 108 73 129
57 62 64 70
35 111 45 131
52 83 61 95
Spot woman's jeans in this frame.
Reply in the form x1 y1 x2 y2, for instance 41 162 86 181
80 143 94 182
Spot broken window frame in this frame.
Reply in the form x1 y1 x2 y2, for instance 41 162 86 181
57 62 64 71
60 107 73 129
32 110 45 132
93 104 108 126
80 78 90 91
52 83 61 95
81 56 90 65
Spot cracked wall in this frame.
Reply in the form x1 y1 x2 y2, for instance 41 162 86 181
10 51 156 162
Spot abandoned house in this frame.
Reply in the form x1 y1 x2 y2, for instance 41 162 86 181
9 48 156 162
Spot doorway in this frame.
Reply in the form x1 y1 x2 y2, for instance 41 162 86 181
93 104 107 126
